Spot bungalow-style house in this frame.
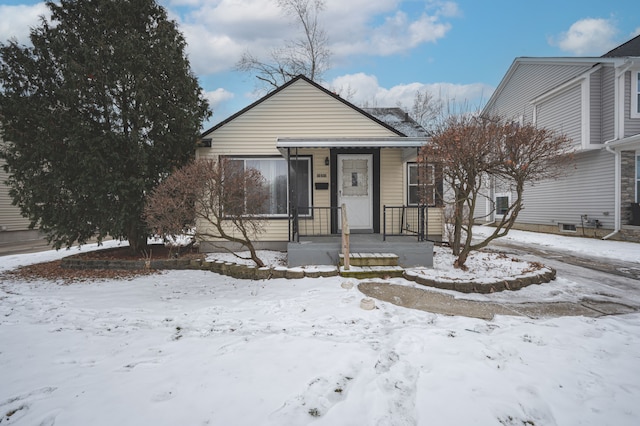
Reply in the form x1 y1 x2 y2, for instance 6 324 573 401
481 35 640 242
196 75 443 266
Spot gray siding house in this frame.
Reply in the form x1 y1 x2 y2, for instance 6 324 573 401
482 35 640 242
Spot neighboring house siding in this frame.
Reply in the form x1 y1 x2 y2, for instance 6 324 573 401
516 150 615 228
487 63 592 121
0 158 31 232
624 71 640 137
536 84 582 146
590 67 602 145
600 66 616 142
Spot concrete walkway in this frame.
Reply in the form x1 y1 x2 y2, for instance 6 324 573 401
358 282 638 320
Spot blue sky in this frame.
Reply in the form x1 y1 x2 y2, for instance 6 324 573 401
1 0 638 129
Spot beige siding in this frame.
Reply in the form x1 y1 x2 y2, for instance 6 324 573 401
0 158 31 231
199 79 397 160
427 208 443 237
380 149 404 208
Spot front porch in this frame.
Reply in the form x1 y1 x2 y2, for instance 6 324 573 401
287 233 434 268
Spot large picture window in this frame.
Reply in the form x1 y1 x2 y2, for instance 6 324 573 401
229 157 311 216
407 163 436 206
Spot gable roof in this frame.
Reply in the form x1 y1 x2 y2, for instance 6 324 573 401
483 38 640 116
202 75 406 138
602 34 640 58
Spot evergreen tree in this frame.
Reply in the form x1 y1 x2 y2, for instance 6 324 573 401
0 0 210 252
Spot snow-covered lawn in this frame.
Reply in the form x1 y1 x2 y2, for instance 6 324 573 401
1 233 640 425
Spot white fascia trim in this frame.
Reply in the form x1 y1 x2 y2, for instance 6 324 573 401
276 137 427 149
606 133 640 150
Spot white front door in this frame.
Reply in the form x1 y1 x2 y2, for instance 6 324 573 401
338 154 373 231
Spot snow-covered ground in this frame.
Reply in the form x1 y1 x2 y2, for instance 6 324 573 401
1 231 639 425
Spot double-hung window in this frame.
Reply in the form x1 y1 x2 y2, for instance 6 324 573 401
407 162 436 206
228 157 311 216
632 70 640 119
495 193 510 217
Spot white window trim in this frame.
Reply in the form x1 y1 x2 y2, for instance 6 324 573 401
632 70 640 119
407 162 436 206
636 152 639 203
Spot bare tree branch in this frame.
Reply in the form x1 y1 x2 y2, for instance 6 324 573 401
236 0 331 89
144 158 269 267
422 115 574 268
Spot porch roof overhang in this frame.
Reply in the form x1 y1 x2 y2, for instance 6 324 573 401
606 133 640 150
276 137 428 161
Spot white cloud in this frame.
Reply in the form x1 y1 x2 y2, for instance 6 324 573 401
0 3 50 46
324 0 454 57
552 18 618 56
171 0 457 74
328 73 493 110
204 88 235 111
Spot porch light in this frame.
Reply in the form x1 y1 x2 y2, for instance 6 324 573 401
325 156 330 166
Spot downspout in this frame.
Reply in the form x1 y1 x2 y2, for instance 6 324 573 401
603 142 620 240
602 60 632 240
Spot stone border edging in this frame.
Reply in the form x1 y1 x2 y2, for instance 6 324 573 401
61 255 339 280
61 253 555 291
403 267 557 293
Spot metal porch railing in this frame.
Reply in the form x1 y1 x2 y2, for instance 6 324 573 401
290 206 342 242
383 205 428 241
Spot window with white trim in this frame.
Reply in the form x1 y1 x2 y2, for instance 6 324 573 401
407 162 436 206
632 70 640 119
636 153 639 202
229 157 311 216
495 193 510 217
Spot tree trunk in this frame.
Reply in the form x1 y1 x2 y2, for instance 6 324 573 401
127 222 148 254
246 241 265 268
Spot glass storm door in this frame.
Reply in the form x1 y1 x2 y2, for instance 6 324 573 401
337 154 373 231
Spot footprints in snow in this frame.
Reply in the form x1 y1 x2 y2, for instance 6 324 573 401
0 387 57 425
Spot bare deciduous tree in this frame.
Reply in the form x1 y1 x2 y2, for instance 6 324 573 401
421 115 574 268
236 0 330 89
144 158 269 267
410 88 443 132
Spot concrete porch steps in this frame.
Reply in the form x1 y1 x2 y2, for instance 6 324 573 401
338 252 399 267
339 253 402 278
339 265 405 279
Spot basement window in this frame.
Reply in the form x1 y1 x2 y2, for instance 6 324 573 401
560 223 577 232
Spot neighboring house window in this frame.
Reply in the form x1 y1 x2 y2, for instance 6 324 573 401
495 193 510 217
636 153 640 202
229 157 311 216
633 70 640 119
407 163 436 206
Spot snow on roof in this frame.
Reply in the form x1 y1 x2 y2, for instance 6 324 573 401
362 107 430 138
